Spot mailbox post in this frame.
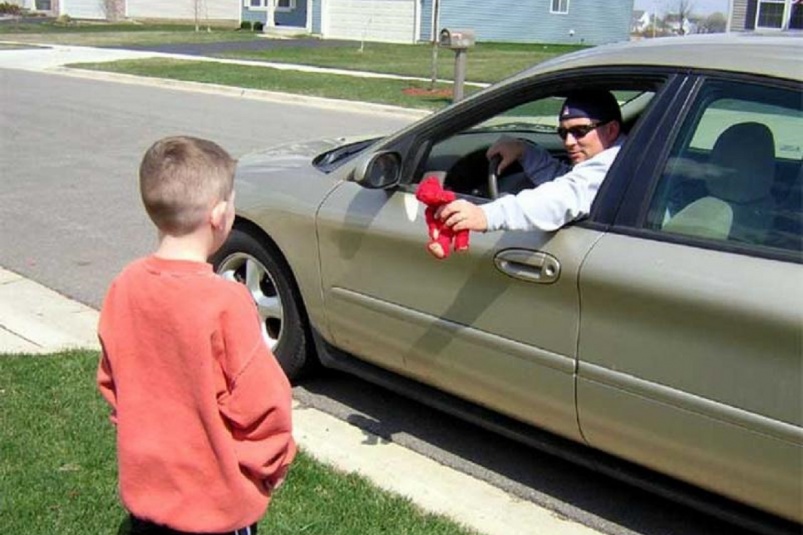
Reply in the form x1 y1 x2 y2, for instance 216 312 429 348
438 28 475 102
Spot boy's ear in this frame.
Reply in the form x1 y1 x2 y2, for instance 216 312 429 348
209 200 227 229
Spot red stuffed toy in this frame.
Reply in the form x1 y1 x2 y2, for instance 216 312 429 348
415 176 470 259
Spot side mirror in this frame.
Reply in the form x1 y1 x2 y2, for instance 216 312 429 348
353 151 402 189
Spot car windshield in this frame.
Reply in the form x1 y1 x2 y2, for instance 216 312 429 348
313 137 381 173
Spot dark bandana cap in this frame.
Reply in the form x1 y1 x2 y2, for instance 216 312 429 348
559 90 621 124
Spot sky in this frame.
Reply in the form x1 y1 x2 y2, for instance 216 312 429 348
633 0 729 16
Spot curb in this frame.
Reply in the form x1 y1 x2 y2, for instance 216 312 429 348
0 268 100 354
55 66 433 122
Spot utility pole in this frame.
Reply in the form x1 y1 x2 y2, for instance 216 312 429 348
652 0 658 37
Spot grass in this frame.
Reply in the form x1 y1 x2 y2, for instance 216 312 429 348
0 20 261 45
212 41 587 84
0 350 478 535
70 58 460 110
0 20 585 110
0 20 584 83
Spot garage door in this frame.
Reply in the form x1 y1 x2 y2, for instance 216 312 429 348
324 0 416 43
126 0 239 22
62 0 107 20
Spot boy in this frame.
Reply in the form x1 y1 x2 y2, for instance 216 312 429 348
97 136 296 535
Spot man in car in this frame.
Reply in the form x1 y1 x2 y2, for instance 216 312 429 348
437 90 625 233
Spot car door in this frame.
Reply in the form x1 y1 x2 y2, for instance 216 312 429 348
576 76 803 522
315 73 670 442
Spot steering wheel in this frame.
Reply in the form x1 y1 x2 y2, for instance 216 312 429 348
488 155 502 200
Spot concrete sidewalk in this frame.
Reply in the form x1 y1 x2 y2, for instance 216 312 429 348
0 40 490 87
0 266 603 535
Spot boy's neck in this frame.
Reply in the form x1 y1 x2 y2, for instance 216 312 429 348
154 230 213 263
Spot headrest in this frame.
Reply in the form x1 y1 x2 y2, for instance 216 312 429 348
707 122 775 204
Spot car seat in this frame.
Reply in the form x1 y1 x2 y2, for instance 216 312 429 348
765 162 803 253
663 122 777 244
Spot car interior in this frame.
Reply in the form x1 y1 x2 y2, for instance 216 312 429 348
415 88 654 201
650 86 803 254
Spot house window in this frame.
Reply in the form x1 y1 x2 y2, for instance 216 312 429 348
244 0 296 11
551 0 570 14
755 0 785 28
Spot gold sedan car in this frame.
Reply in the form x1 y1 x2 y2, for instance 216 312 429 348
212 34 802 529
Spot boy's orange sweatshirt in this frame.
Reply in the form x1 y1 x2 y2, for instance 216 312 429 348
97 256 296 532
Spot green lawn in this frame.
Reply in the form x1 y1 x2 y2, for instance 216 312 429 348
212 41 586 84
0 21 259 45
70 58 460 110
0 350 478 535
0 20 584 84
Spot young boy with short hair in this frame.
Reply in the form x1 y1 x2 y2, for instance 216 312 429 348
97 136 296 535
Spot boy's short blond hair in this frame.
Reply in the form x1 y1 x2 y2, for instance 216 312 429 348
139 136 236 236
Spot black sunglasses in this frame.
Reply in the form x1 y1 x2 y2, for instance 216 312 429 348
557 121 606 140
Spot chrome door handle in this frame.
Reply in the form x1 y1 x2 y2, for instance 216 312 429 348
493 249 561 284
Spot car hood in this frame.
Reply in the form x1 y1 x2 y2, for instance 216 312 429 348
233 135 380 220
237 136 376 176
238 138 345 174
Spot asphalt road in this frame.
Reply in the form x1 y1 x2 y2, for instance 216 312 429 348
0 67 790 535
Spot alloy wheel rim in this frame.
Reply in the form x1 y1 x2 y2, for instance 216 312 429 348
217 252 283 350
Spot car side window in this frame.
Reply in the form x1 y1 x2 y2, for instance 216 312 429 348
645 80 802 255
421 89 654 199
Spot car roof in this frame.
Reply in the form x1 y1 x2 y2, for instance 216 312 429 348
512 33 803 83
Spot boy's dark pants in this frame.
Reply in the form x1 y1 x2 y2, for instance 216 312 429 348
126 515 258 535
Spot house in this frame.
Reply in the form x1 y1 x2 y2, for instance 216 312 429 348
631 9 651 33
37 1 240 24
244 0 634 45
727 0 802 31
47 0 634 45
9 0 50 12
662 13 695 34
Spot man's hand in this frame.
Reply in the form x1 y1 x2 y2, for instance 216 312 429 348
486 136 526 175
436 199 488 232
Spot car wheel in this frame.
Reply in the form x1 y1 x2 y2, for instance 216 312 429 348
211 227 315 380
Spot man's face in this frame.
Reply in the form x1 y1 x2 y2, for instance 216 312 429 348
559 117 618 165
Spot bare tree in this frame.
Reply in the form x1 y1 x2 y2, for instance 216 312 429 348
673 0 695 35
699 12 727 33
192 0 211 33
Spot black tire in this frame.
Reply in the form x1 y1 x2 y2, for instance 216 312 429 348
210 227 316 381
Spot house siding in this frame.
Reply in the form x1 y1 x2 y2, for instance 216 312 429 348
274 1 308 27
438 0 632 45
730 0 750 30
240 0 319 31
127 0 239 22
420 0 434 42
312 0 322 33
730 0 801 31
242 10 263 24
